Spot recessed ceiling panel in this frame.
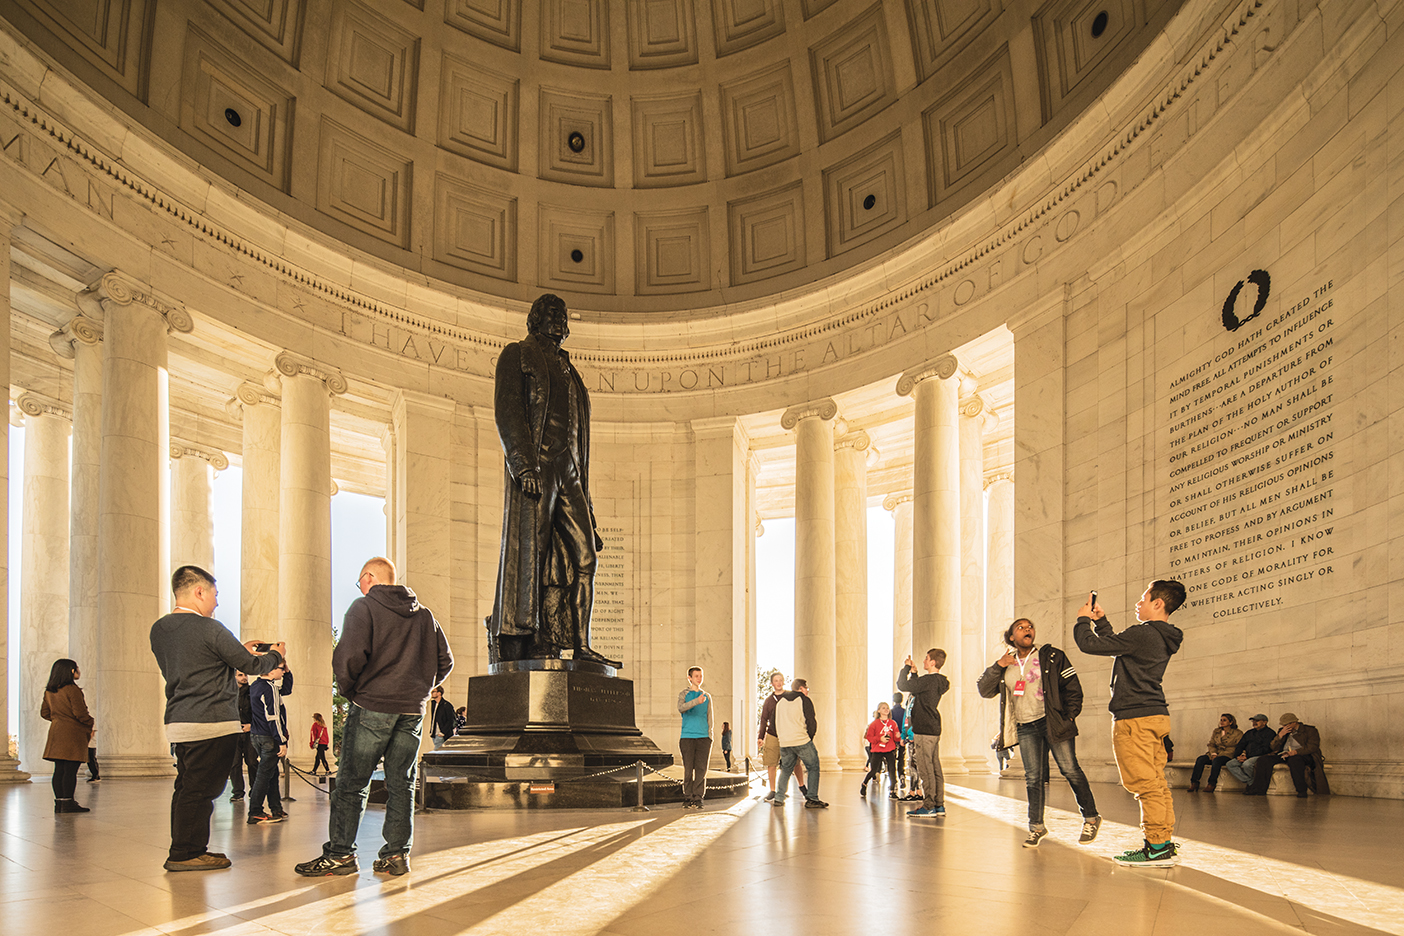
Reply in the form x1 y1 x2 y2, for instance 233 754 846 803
444 0 521 52
823 131 905 257
438 54 519 171
632 92 707 188
541 0 611 68
636 207 711 294
324 0 420 133
317 116 413 248
434 174 517 281
719 61 801 177
627 0 699 69
810 4 897 143
539 88 614 187
539 204 616 294
728 181 806 285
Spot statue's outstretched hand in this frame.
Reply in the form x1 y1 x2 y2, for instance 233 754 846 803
519 469 542 498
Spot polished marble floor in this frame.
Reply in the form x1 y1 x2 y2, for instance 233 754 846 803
1 770 1398 936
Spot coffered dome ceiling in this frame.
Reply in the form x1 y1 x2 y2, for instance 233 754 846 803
4 0 1186 316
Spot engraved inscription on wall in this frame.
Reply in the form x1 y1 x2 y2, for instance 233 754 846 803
592 523 631 664
1162 278 1338 618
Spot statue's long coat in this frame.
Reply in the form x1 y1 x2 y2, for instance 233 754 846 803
490 333 594 637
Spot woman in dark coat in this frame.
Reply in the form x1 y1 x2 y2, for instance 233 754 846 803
41 658 94 813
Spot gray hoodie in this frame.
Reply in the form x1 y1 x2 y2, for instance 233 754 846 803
1073 615 1184 720
334 584 454 715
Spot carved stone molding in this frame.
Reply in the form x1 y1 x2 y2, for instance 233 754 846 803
754 512 765 538
270 352 349 396
330 479 340 496
226 380 282 418
896 354 958 397
48 316 103 359
170 441 231 470
780 397 838 430
834 428 870 452
90 272 194 334
984 471 1014 489
14 391 72 422
882 492 912 511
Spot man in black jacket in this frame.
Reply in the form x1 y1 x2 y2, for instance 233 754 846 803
428 686 455 750
228 671 258 802
897 649 948 818
1074 581 1186 867
295 557 453 878
1222 714 1274 785
978 619 1101 847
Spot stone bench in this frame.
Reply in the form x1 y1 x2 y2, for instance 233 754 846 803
1166 760 1326 795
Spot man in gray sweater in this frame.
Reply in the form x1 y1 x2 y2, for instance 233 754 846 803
150 565 286 872
295 556 453 878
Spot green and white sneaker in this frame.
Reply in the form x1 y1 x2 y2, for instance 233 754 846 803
1114 841 1179 867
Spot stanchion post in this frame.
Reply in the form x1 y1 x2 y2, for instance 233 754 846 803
632 760 648 812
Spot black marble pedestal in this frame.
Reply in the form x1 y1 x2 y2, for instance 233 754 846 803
422 660 673 784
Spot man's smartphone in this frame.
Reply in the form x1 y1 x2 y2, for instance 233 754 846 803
1090 590 1097 607
254 642 272 652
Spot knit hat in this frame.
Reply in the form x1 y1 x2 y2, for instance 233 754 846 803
1278 713 1299 726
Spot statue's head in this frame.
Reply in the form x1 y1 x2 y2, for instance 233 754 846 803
527 294 569 343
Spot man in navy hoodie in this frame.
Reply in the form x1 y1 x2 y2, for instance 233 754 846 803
1074 580 1186 867
247 664 292 824
295 557 452 878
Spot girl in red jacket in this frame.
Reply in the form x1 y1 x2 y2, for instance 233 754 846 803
860 702 900 798
310 714 331 775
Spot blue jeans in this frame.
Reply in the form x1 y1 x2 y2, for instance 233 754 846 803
1223 756 1259 784
1016 718 1098 830
773 741 820 804
324 704 422 860
249 734 282 816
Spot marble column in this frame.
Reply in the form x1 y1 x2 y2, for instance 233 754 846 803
745 453 760 765
15 393 72 774
986 472 1016 775
691 417 750 769
986 473 1015 632
391 392 457 693
170 442 227 573
51 313 103 713
229 383 281 641
834 427 870 771
884 492 913 686
274 352 345 768
783 398 839 771
959 393 992 774
95 272 193 776
0 205 26 781
381 426 398 570
898 355 965 775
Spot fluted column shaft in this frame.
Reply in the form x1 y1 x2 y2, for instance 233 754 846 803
96 275 182 776
886 494 913 685
18 402 72 772
277 358 342 768
391 392 456 693
786 399 838 771
834 431 869 771
986 476 1015 632
61 318 103 711
0 209 25 781
171 451 217 572
903 357 964 774
235 388 281 641
959 397 991 773
745 454 759 764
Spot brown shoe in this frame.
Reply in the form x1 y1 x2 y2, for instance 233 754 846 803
1205 783 1216 793
1187 782 1199 793
164 853 233 872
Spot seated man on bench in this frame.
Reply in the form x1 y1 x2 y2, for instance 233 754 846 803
1222 713 1274 787
1244 713 1330 797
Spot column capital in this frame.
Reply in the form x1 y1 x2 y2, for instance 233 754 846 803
271 351 348 396
170 441 230 470
754 512 765 538
882 491 913 511
984 470 1014 489
834 428 870 453
226 381 282 418
959 394 986 418
780 397 838 429
896 354 958 397
14 390 72 422
48 316 103 359
87 272 194 334
331 479 340 496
